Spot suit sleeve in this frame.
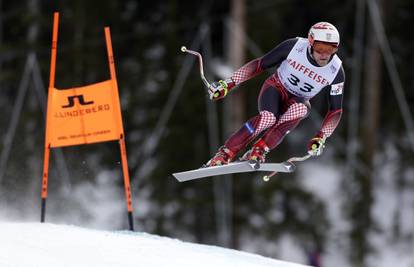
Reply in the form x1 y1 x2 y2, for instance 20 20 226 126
316 66 345 138
229 38 298 87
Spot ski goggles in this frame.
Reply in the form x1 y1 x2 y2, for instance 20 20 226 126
312 41 338 55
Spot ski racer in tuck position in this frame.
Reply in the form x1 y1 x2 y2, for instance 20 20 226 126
206 22 345 167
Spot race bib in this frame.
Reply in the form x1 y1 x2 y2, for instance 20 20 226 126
277 38 342 99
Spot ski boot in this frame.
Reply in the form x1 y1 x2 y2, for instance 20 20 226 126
241 139 270 163
205 146 236 167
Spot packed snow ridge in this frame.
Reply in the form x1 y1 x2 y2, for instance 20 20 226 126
0 222 311 267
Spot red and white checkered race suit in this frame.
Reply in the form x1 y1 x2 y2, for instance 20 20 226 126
206 37 345 166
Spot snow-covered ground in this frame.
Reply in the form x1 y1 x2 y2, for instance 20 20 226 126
0 222 311 267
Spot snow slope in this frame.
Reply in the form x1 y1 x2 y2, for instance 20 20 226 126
0 222 311 267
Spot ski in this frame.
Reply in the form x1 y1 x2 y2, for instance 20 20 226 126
172 160 295 182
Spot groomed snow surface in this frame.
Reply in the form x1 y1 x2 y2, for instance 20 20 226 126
0 222 311 267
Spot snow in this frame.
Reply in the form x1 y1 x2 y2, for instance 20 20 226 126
0 222 312 267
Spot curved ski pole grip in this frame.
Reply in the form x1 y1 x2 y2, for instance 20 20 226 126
181 46 212 93
263 154 313 182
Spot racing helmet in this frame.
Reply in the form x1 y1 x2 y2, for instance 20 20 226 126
308 22 340 47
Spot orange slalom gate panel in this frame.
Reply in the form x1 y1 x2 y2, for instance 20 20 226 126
47 79 123 147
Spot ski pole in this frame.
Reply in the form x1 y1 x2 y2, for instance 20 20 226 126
263 154 312 182
180 46 213 93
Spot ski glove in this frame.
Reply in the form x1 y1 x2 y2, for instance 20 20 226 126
209 79 235 100
307 135 326 156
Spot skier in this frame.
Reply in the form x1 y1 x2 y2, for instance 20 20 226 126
206 22 345 166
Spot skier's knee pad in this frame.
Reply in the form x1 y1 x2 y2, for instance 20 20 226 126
254 110 276 135
243 111 276 136
278 102 309 124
